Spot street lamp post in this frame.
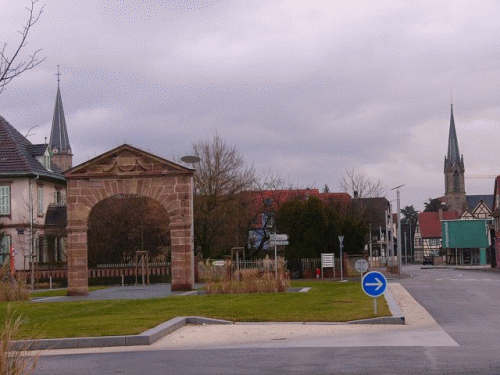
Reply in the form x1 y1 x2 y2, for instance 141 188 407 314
404 232 407 265
391 184 405 275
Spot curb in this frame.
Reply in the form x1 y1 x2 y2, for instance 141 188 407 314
348 316 405 324
11 316 233 351
13 285 406 351
348 284 405 325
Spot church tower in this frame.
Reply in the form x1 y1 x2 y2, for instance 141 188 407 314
444 103 467 213
49 67 72 172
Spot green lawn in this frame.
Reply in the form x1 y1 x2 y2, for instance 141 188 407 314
2 281 390 339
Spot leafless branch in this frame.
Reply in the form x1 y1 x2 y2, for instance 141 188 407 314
24 122 41 138
0 0 46 95
192 133 255 257
340 167 386 198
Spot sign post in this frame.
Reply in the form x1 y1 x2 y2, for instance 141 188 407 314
269 234 289 281
338 236 344 281
355 258 369 281
361 271 387 315
321 253 334 279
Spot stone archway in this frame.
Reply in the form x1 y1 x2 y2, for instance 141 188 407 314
65 144 194 295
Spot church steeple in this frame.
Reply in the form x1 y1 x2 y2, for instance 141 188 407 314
446 104 462 168
444 103 467 213
49 66 72 172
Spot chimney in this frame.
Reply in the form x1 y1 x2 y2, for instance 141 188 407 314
438 208 443 221
354 190 358 199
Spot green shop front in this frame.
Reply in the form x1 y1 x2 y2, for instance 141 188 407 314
442 219 492 265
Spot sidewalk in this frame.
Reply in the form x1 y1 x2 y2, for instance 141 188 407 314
32 283 204 303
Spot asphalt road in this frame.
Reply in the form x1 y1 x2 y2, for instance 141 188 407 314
34 266 500 375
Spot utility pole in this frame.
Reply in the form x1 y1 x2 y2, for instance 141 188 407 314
404 232 408 265
391 184 405 275
369 223 372 268
379 226 383 260
339 236 344 281
409 221 413 263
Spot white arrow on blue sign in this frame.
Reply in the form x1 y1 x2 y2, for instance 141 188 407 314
361 271 387 298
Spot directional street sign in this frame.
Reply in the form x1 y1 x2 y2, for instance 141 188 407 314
268 240 289 246
269 234 288 241
269 233 289 246
361 271 387 298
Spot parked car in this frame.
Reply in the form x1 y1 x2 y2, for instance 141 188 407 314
422 256 434 265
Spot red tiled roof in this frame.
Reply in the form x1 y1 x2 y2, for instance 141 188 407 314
243 189 352 219
418 211 459 238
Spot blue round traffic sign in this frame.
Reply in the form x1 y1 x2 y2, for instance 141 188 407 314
361 271 387 298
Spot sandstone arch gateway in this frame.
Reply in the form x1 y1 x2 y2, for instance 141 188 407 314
65 144 195 295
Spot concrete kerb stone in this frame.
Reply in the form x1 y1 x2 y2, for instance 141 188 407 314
348 283 405 325
11 317 233 351
348 316 405 325
13 283 406 351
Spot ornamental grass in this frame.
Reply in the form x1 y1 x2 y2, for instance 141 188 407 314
202 256 290 294
0 264 29 303
0 305 39 375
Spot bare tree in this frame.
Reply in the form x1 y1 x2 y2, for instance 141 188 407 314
340 167 386 198
192 134 255 258
87 195 170 266
246 173 287 257
0 0 45 95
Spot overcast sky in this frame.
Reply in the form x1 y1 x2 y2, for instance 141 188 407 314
1 0 500 211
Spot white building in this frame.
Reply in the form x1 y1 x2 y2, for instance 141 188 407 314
0 80 72 271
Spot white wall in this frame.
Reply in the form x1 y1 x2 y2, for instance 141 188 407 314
0 177 66 270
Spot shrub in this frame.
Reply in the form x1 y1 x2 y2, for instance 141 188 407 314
202 256 290 294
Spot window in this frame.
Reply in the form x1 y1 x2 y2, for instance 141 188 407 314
43 148 52 170
54 190 63 205
453 171 460 192
429 238 438 246
0 235 10 265
262 212 275 229
0 186 10 215
37 186 44 216
59 238 66 262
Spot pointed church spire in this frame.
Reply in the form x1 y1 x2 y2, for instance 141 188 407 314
444 102 467 213
49 66 71 155
49 66 72 171
446 103 461 167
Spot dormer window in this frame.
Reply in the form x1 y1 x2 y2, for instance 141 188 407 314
43 147 52 170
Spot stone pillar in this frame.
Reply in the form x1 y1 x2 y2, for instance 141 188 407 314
170 222 194 291
67 227 89 295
